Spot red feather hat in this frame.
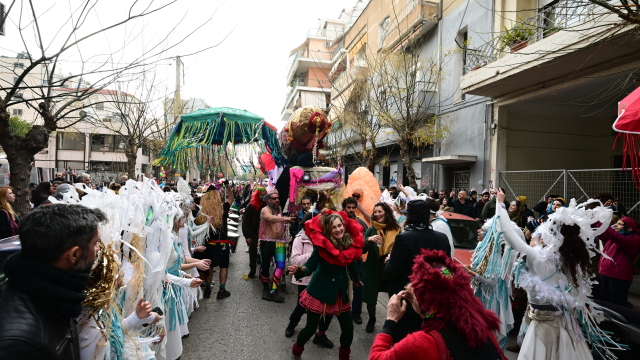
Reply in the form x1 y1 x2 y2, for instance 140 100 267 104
304 210 364 267
410 249 502 348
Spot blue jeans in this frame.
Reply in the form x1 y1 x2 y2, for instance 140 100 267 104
351 260 364 317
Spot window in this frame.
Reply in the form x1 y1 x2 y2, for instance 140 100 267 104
379 16 390 49
13 63 24 69
95 103 104 111
57 132 86 151
91 134 127 152
56 161 85 170
42 80 48 85
142 141 151 156
325 40 332 47
11 109 23 116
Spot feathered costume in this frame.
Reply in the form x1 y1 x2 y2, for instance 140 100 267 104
495 199 626 359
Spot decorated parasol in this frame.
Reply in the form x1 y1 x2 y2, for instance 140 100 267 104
155 107 285 173
613 86 640 189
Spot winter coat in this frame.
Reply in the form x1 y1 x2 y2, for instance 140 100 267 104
598 227 640 282
474 200 488 219
384 226 451 296
290 231 314 286
363 226 390 304
451 198 474 218
481 198 508 222
241 204 261 242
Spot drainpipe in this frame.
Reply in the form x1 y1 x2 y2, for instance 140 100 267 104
434 0 443 191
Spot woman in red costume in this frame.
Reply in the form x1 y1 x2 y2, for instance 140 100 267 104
369 249 507 360
287 210 364 360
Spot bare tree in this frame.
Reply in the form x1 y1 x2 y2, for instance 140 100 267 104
0 0 225 215
588 0 640 24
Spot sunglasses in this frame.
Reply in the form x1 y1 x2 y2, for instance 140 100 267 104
352 194 361 198
269 196 279 200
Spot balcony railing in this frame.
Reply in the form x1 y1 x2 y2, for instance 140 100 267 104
380 0 438 50
464 0 604 72
307 27 344 40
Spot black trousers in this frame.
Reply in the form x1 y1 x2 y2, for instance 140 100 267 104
248 238 258 274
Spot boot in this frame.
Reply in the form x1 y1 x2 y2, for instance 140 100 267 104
262 288 272 301
203 285 212 299
291 342 304 359
312 333 334 349
366 304 376 333
338 347 351 360
285 322 297 338
270 289 285 303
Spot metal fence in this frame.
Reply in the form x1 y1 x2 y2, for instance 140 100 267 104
499 168 640 294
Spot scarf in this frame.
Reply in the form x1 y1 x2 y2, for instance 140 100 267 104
3 252 90 318
371 221 399 257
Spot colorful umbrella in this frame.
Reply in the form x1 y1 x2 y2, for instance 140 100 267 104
155 107 285 173
613 86 640 189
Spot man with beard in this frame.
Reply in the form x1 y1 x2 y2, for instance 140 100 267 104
259 189 295 302
242 187 267 279
342 197 367 325
0 204 107 360
290 196 317 237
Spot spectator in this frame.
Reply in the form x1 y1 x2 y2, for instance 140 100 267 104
508 199 526 228
0 187 19 239
427 189 436 199
595 193 627 217
370 250 505 359
108 182 121 194
75 173 92 191
517 196 535 222
0 204 107 360
439 197 454 212
426 198 454 258
532 194 559 218
437 189 449 205
481 190 508 221
598 217 640 307
30 181 53 209
385 200 451 342
451 190 474 217
468 190 478 205
363 202 401 333
290 196 316 237
474 190 490 220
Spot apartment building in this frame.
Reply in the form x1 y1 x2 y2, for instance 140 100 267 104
327 0 491 191
459 1 640 211
280 13 350 122
0 53 154 182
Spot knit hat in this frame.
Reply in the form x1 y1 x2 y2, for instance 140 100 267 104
406 200 430 223
516 196 527 205
620 217 638 232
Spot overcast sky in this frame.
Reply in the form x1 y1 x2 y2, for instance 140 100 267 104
1 0 357 130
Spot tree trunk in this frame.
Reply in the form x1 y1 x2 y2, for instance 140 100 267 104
398 139 417 189
5 147 36 217
125 146 138 180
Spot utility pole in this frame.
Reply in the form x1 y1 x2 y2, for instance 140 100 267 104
173 55 182 126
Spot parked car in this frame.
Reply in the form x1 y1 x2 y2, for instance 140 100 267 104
437 211 480 266
592 299 640 360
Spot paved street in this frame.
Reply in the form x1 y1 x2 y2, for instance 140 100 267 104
182 227 518 360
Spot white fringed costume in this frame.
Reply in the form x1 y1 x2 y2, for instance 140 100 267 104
495 199 625 360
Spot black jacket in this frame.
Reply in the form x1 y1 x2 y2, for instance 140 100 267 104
0 280 80 360
385 227 451 295
242 204 261 241
451 198 474 218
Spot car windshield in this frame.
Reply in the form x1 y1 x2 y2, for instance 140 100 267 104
448 219 480 249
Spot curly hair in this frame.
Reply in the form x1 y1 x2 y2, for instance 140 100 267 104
372 202 401 231
558 224 592 287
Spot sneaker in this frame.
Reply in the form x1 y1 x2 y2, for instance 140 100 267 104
247 271 255 279
181 334 189 340
352 314 362 325
312 334 334 349
216 289 231 299
262 288 272 301
203 287 212 299
270 289 285 303
285 322 297 338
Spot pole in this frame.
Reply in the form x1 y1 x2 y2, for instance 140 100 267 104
173 55 181 127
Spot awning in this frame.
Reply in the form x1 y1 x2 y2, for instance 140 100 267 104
348 34 367 59
289 39 309 57
613 86 640 134
422 155 477 165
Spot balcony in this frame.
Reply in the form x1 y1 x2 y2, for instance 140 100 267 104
460 0 636 98
281 78 331 120
380 0 439 51
307 27 344 40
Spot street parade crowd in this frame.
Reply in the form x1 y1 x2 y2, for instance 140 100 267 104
0 169 639 360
